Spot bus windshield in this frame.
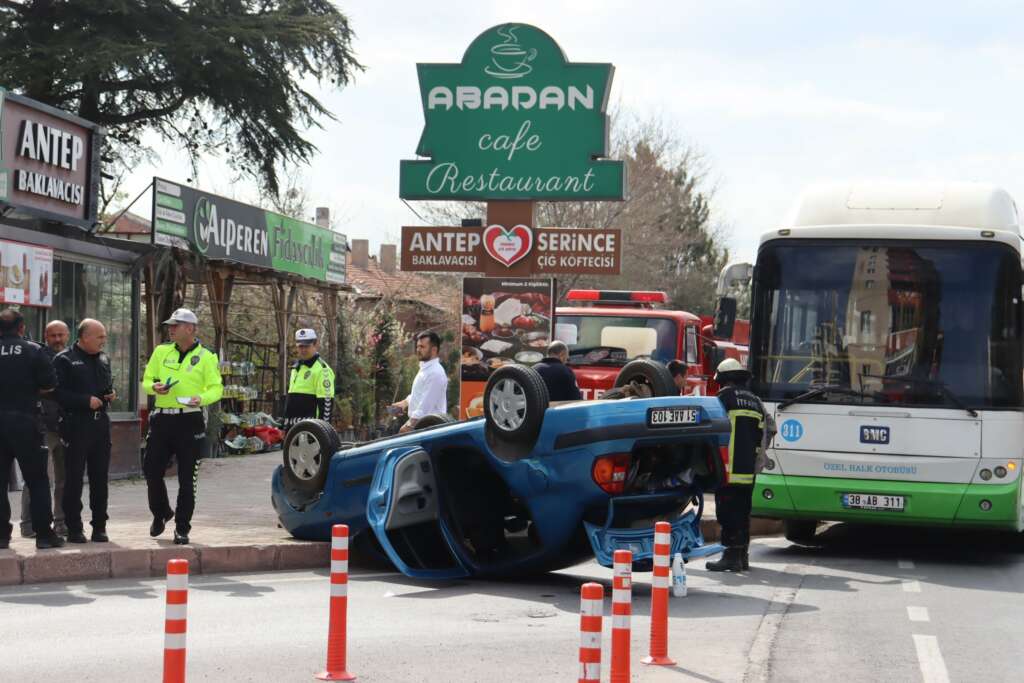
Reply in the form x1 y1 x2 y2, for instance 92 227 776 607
556 315 678 366
750 241 1023 408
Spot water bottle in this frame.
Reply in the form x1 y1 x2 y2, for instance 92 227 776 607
671 552 687 597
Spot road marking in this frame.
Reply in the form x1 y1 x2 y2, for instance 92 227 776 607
0 570 400 600
902 580 922 593
907 606 930 622
744 564 806 683
913 634 950 683
898 559 915 570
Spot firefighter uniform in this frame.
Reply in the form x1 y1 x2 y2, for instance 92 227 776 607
708 358 766 572
283 329 335 427
0 322 63 548
142 316 223 541
54 343 114 541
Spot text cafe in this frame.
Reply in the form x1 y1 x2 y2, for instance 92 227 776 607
0 89 146 476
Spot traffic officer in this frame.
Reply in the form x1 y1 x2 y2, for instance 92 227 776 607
0 308 65 549
283 328 335 427
54 319 115 543
142 308 223 545
706 357 767 572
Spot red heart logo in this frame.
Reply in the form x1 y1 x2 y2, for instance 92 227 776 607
483 224 533 267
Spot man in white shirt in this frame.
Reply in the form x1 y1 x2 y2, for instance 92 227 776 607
391 331 449 433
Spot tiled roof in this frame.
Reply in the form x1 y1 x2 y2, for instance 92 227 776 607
104 210 152 234
346 256 457 315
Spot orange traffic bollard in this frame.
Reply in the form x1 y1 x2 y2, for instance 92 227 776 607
610 549 633 683
642 521 676 666
163 559 189 683
578 582 604 683
315 524 356 681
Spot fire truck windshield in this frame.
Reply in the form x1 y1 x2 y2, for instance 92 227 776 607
750 241 1023 408
556 315 678 366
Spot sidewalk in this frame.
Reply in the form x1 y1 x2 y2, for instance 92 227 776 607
1 451 781 586
1 451 328 586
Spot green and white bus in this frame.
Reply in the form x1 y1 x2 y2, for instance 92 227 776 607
741 181 1024 542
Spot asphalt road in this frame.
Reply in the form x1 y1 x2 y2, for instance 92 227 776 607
1 525 1022 682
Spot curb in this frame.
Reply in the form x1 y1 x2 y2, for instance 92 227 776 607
0 541 329 586
699 517 782 543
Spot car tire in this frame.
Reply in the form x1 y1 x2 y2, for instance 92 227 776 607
613 359 677 397
484 364 549 444
414 413 455 430
281 419 340 496
783 519 820 545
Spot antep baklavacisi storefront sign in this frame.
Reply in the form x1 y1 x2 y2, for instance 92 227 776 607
399 24 624 201
0 90 103 230
152 178 346 284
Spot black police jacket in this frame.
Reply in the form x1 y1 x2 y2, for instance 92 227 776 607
39 345 63 431
54 344 113 415
0 333 57 414
533 357 583 402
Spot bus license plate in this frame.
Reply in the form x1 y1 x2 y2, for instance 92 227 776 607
647 407 699 427
842 493 905 511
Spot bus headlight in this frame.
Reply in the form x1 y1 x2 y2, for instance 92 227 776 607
995 466 1008 478
979 469 993 481
763 488 775 500
764 458 776 471
980 499 993 511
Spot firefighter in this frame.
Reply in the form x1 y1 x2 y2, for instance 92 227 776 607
707 357 766 572
142 308 223 545
0 308 65 549
283 329 335 427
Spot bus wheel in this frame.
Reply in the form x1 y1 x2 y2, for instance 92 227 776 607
783 519 820 545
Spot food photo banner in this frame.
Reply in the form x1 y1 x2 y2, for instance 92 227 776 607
399 23 624 201
0 238 53 307
401 225 621 275
151 177 347 284
460 277 554 419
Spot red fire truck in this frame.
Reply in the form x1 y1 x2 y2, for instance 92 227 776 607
554 289 749 399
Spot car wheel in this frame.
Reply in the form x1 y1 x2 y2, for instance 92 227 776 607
415 413 455 430
282 419 340 495
613 359 677 397
783 519 820 545
484 364 549 444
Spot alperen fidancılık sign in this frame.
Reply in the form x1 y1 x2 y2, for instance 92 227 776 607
399 24 624 201
152 178 347 284
0 90 103 230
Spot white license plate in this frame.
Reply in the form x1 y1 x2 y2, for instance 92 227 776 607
647 407 699 427
841 492 905 511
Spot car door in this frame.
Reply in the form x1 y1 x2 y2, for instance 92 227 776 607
365 446 471 579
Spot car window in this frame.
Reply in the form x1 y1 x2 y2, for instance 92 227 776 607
685 326 698 365
557 315 678 363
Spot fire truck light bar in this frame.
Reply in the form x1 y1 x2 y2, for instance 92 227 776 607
565 290 668 304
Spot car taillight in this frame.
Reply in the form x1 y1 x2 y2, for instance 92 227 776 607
592 454 632 494
719 445 730 483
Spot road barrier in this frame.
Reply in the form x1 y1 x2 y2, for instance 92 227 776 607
642 521 676 666
578 582 604 683
163 559 189 683
315 524 357 681
610 549 632 683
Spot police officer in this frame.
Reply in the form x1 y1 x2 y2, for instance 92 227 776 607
283 328 335 427
0 308 65 549
707 357 767 572
142 308 223 545
54 319 115 543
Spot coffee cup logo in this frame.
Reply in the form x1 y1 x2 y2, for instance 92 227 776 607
484 26 537 80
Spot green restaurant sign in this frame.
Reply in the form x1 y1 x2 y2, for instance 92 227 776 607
151 177 346 284
399 24 624 201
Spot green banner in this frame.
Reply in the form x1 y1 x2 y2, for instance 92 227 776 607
152 177 346 284
399 24 624 201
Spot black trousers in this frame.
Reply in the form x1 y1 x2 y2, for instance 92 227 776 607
716 484 754 547
0 411 53 538
144 412 205 533
62 413 112 532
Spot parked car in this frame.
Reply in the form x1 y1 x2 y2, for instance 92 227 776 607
271 360 728 579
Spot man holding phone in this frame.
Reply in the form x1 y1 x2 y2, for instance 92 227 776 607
141 308 223 545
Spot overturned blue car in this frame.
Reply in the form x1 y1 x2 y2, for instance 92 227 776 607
271 360 727 579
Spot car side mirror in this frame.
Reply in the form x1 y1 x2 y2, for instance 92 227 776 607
713 296 737 340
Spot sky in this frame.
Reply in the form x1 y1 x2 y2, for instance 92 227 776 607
119 0 1024 263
